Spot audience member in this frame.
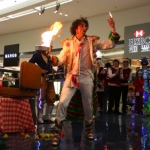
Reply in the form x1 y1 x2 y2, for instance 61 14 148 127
98 62 111 112
107 59 121 114
96 57 104 111
133 70 144 114
120 58 132 113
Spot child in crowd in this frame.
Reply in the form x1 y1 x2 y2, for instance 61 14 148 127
127 85 135 110
133 70 144 114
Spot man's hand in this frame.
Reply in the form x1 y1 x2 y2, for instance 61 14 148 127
120 68 123 74
108 17 116 33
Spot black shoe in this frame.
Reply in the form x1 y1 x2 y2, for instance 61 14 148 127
107 110 113 114
86 132 94 140
51 136 60 146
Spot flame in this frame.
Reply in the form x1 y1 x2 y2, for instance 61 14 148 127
41 21 62 47
109 12 112 18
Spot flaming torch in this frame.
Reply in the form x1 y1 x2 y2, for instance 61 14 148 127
35 21 62 51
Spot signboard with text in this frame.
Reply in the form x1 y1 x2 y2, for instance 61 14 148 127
124 22 150 59
3 44 19 67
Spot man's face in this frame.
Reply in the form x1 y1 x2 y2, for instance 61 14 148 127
142 63 147 67
113 61 119 67
76 22 87 37
123 61 129 67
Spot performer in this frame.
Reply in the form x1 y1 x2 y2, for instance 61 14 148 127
29 47 56 124
45 17 120 146
120 58 132 113
140 57 150 103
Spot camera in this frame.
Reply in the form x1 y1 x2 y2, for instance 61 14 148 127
97 82 103 89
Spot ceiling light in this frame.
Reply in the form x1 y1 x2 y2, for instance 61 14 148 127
60 0 73 4
0 0 73 21
7 9 38 18
103 51 124 56
0 17 10 22
64 14 68 16
54 1 60 13
38 7 45 15
34 0 73 11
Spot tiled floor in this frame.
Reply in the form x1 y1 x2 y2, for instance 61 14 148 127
1 105 150 150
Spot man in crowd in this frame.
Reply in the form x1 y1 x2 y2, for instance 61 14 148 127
108 59 122 114
120 58 132 113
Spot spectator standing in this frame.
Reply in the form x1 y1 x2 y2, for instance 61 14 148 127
98 62 111 112
120 58 132 113
133 70 144 114
108 59 122 114
96 57 104 111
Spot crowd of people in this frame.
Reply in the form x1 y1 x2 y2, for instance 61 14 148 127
96 56 150 115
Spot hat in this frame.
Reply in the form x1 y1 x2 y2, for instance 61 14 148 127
122 58 129 62
140 57 148 65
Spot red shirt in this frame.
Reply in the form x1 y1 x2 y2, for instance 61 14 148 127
121 68 131 85
97 68 109 88
108 66 121 86
133 78 144 92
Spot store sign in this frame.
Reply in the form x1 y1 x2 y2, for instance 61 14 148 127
3 44 19 67
5 53 18 58
124 22 150 59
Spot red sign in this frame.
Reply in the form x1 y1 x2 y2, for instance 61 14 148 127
134 30 145 37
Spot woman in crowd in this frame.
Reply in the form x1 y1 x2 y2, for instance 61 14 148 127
107 59 122 114
133 70 144 114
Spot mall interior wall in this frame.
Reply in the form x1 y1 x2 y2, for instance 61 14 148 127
0 3 150 54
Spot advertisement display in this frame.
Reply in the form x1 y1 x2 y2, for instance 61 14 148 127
124 22 150 59
3 44 19 67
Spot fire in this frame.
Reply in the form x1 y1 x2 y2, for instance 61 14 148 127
41 21 62 47
109 12 112 18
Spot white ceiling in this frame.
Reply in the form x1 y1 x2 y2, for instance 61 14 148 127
0 0 150 35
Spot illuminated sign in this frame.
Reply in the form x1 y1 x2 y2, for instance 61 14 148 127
134 30 145 37
124 22 150 59
3 44 19 67
5 53 17 58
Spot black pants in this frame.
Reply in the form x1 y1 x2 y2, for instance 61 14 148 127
121 86 128 112
108 86 121 112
